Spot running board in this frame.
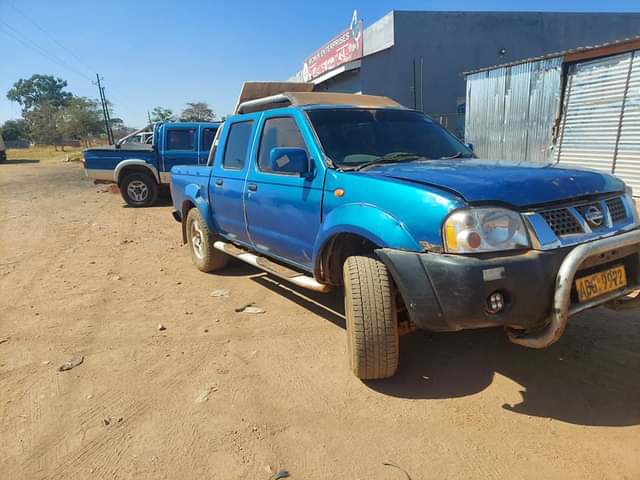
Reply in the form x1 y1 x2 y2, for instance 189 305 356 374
213 240 331 293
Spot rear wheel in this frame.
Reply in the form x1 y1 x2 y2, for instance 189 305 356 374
120 172 158 207
186 208 228 272
343 255 399 379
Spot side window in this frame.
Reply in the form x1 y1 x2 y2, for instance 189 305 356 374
258 117 308 172
166 128 195 150
201 127 217 151
222 121 254 170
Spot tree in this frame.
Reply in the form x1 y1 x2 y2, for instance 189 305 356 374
25 104 63 148
110 117 136 141
179 102 216 122
60 97 104 146
0 119 29 142
150 106 175 123
7 74 72 112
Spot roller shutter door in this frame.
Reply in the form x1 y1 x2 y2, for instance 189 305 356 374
557 50 640 193
615 51 640 192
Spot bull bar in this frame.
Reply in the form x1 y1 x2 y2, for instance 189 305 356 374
508 228 640 349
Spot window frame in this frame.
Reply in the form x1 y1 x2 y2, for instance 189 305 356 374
221 120 254 171
256 115 310 176
200 127 218 152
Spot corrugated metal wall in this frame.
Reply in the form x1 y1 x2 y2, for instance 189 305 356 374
612 51 640 192
556 50 640 192
465 57 563 163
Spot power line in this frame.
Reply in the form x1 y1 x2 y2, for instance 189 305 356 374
0 21 94 83
9 2 96 74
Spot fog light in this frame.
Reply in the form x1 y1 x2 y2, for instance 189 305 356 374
487 291 505 314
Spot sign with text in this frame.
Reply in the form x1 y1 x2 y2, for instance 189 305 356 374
302 14 363 82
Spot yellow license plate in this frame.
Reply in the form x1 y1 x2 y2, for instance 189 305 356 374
575 265 627 303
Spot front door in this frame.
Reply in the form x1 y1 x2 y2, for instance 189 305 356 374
163 126 198 176
244 112 325 269
210 118 256 245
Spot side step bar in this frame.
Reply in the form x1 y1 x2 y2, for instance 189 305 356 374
213 240 331 293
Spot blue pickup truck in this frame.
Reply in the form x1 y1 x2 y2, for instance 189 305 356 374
170 87 640 379
83 121 220 206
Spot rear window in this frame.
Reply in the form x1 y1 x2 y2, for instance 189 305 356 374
222 121 253 170
166 129 195 150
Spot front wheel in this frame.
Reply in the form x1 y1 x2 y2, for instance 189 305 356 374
186 208 229 272
120 172 158 207
343 255 399 379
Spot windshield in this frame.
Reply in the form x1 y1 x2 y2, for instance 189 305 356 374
306 108 473 168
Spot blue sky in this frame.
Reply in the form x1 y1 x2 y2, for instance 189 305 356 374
1 0 639 127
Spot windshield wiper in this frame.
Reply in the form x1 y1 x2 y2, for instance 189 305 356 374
353 152 426 171
439 151 473 160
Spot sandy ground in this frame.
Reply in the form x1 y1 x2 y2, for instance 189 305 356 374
1 151 640 480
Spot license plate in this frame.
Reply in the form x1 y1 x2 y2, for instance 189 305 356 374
575 265 627 303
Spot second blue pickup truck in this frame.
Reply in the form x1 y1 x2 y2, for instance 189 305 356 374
83 121 220 206
170 86 640 380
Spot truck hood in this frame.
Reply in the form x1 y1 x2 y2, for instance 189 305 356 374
361 159 625 207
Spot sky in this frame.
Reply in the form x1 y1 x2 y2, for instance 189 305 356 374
1 0 639 128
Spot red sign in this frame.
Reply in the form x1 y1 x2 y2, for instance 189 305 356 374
302 15 363 82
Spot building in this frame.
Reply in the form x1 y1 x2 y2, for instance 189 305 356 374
290 11 640 137
465 36 640 194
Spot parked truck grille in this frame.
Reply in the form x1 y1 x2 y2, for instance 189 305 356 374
539 208 583 236
606 197 627 223
537 195 631 238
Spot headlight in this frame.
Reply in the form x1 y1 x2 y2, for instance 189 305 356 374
443 208 530 253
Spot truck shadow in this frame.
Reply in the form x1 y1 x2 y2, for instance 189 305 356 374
372 313 640 427
246 272 640 427
1 159 40 164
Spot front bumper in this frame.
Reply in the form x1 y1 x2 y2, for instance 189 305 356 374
376 228 640 346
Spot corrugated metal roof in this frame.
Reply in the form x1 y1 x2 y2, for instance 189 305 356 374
464 35 640 75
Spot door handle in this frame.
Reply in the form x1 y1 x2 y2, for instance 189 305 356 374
214 178 223 186
247 183 258 192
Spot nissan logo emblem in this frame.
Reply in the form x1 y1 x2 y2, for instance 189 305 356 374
584 205 604 227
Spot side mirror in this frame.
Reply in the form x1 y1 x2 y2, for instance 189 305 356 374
465 142 474 152
269 147 312 177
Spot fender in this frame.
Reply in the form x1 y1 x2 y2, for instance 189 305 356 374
312 203 422 267
181 182 216 233
114 159 160 184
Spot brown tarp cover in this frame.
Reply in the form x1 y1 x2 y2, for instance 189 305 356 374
234 82 314 113
234 82 404 114
284 92 402 109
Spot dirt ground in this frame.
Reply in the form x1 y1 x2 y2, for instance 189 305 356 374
1 150 640 480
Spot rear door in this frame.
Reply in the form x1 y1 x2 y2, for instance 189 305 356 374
199 125 218 165
244 110 325 269
162 125 198 177
210 117 257 245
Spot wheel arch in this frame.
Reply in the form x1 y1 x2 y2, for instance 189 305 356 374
114 159 160 184
179 183 215 243
312 204 422 284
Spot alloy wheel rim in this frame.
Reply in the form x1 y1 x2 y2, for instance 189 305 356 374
191 220 205 259
127 180 149 202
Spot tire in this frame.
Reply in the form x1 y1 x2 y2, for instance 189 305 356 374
185 208 229 272
120 172 158 207
343 255 399 379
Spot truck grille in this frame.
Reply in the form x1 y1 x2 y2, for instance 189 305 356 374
538 195 630 237
540 208 583 236
606 197 626 223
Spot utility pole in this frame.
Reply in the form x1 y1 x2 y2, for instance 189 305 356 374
95 73 114 145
